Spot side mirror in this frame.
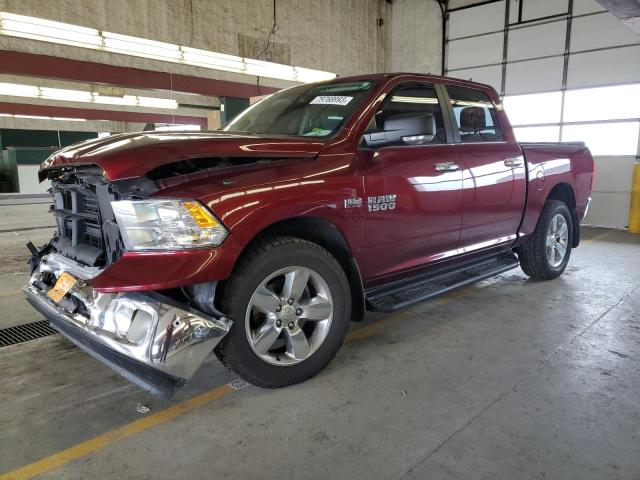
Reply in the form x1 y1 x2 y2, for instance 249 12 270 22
363 112 436 148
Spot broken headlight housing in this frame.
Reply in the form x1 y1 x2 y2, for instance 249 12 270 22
111 199 227 251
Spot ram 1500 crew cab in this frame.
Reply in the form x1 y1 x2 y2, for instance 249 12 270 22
25 74 594 398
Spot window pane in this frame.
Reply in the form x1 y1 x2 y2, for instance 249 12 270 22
371 83 447 146
561 122 639 155
513 126 560 142
563 84 640 122
447 85 504 142
502 92 562 125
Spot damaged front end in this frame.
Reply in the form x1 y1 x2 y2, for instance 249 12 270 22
25 165 232 399
24 254 230 398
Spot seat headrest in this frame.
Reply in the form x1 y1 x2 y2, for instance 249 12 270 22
459 107 486 132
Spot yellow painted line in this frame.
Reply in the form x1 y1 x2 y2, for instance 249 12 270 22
2 284 478 479
0 384 234 480
582 229 614 245
0 288 22 298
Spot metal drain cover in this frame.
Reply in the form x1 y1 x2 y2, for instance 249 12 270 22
0 320 58 347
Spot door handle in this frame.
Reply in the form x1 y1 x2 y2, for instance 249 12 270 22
435 162 460 172
504 157 524 167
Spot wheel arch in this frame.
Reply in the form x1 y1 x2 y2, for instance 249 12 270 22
546 182 580 247
224 216 366 322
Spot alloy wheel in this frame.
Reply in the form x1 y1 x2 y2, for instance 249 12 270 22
245 266 333 366
546 213 569 267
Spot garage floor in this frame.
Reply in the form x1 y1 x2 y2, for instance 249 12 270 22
1 207 639 479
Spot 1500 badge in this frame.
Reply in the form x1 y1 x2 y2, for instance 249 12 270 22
368 194 397 212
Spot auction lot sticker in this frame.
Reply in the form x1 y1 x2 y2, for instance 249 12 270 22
310 96 353 106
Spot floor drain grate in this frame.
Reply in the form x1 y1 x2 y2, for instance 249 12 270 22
0 320 58 347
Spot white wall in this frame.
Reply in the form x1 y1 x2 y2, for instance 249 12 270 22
584 156 638 228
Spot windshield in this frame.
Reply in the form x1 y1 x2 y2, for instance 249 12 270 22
223 80 376 138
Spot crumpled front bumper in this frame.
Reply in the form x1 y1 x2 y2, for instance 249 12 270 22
24 253 231 399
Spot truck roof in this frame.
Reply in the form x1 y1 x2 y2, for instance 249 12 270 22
331 73 497 93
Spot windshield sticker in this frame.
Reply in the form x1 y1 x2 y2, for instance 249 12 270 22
310 96 353 106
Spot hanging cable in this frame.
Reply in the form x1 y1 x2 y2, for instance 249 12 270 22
257 0 278 60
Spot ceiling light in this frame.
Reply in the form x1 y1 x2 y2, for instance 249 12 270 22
0 113 87 121
0 81 178 109
0 11 101 48
0 12 336 83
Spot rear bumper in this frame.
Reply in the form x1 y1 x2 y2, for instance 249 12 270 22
24 254 231 399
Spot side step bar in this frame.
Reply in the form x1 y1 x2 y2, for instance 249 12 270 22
365 252 520 313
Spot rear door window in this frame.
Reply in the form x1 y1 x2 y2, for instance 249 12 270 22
446 85 504 143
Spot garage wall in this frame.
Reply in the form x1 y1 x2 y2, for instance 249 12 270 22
444 0 640 228
390 0 443 74
0 0 392 85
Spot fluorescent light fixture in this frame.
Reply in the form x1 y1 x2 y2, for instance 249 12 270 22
154 124 201 131
103 31 182 61
0 82 39 97
51 117 86 121
41 87 93 102
0 12 336 83
0 81 177 109
0 112 87 121
0 113 87 122
391 96 438 104
135 96 178 109
0 11 101 48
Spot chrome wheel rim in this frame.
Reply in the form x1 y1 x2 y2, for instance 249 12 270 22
245 266 333 366
546 213 569 268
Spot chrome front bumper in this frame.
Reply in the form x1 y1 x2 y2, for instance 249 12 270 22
24 254 231 398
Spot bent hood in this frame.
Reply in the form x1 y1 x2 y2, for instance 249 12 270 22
39 131 326 181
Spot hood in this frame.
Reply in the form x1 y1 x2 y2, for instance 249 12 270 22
39 131 326 181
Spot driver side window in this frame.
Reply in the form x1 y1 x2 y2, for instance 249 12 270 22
369 82 448 146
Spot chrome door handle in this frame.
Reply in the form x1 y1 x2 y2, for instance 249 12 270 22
504 157 523 167
435 162 460 172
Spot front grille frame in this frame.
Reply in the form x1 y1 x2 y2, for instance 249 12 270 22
51 181 105 266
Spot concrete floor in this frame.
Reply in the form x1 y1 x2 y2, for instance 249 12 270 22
1 205 639 479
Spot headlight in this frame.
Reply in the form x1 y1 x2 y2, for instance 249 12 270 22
111 199 228 250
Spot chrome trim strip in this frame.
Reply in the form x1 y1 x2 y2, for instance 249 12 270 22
582 197 592 220
40 253 103 280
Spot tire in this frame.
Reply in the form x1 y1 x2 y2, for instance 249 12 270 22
215 236 351 388
518 199 573 280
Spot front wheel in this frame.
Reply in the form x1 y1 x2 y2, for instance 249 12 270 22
215 237 351 388
518 199 573 280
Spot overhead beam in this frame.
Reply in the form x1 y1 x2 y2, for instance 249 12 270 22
0 51 280 99
596 0 640 33
0 102 208 127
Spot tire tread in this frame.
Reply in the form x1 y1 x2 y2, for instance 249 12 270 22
214 236 348 388
518 199 572 280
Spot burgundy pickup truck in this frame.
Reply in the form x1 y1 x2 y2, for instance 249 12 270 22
25 74 594 398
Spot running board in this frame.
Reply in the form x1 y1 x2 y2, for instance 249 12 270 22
365 252 520 313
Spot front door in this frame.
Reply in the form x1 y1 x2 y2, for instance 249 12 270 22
360 82 463 283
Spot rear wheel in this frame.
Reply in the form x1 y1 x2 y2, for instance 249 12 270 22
518 199 573 280
215 237 350 387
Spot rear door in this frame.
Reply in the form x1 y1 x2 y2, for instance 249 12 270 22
444 84 526 252
360 81 463 282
